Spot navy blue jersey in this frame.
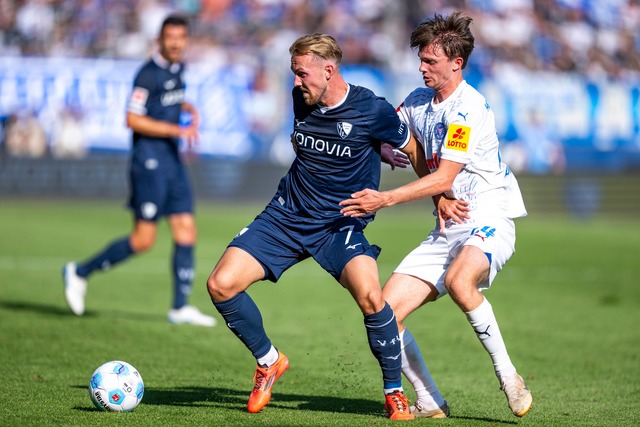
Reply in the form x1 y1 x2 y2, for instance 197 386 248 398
268 84 410 221
125 53 193 220
127 53 186 153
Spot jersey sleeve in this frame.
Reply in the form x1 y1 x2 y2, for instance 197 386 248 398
369 98 410 149
127 67 154 116
395 92 421 142
395 100 410 125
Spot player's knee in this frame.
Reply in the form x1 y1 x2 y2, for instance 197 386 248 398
206 273 222 300
355 290 385 315
130 234 155 252
444 279 475 307
173 225 197 246
167 213 195 245
206 270 237 302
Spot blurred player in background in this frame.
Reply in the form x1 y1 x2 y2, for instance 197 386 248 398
206 33 425 419
340 11 533 419
63 15 215 327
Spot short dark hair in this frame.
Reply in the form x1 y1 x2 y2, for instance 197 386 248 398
410 11 474 69
160 15 189 35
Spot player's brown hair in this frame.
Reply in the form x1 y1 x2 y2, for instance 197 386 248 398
410 11 474 69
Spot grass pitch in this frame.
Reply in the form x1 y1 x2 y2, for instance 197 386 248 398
0 199 639 426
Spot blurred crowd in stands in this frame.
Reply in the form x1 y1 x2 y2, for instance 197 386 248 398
2 0 639 173
1 0 639 79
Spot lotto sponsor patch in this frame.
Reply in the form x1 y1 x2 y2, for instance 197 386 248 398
445 124 471 152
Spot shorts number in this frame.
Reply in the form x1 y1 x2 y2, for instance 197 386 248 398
470 226 496 240
340 225 354 245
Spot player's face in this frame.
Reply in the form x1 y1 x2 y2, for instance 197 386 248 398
417 44 461 92
291 53 329 106
159 24 188 63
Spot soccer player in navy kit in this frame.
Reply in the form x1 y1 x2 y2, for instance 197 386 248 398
206 33 426 419
63 15 215 327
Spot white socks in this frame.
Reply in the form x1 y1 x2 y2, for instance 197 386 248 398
257 346 279 367
400 297 516 409
465 297 516 378
400 328 446 410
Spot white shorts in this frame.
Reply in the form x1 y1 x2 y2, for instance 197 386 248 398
394 217 516 299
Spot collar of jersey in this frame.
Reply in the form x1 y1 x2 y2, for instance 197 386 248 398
318 83 351 114
431 80 467 110
152 51 181 74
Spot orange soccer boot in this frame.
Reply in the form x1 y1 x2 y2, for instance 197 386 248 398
247 351 290 413
385 390 415 420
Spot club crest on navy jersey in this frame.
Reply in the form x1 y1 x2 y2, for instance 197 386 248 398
337 122 353 139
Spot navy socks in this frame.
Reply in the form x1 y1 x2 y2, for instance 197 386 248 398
76 237 134 278
364 302 402 391
172 244 194 309
214 292 272 359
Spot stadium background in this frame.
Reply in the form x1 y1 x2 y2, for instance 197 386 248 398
1 0 639 217
1 3 640 426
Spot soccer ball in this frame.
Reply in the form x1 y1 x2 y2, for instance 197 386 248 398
88 360 144 412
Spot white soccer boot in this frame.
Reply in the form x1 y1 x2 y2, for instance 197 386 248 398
168 305 217 327
63 262 87 315
500 372 533 417
411 400 450 418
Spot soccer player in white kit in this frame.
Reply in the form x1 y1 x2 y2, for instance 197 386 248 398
340 11 533 419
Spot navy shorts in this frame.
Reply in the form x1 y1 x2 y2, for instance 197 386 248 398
128 145 193 221
229 207 381 282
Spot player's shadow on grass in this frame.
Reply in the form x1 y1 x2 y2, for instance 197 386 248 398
0 300 164 322
82 385 517 423
454 415 518 425
0 300 71 316
142 385 383 416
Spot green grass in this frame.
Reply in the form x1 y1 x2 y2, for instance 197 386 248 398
1 199 639 426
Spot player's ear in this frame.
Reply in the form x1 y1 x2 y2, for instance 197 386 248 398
452 57 463 72
324 64 334 80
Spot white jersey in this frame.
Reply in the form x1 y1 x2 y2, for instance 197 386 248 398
397 81 527 221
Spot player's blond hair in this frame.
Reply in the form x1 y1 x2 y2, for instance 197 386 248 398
289 33 343 66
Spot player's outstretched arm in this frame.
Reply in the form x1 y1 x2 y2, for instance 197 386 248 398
339 159 463 217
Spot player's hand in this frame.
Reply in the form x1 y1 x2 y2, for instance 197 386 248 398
190 109 200 129
381 143 409 170
436 196 470 231
339 189 391 217
179 123 199 149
